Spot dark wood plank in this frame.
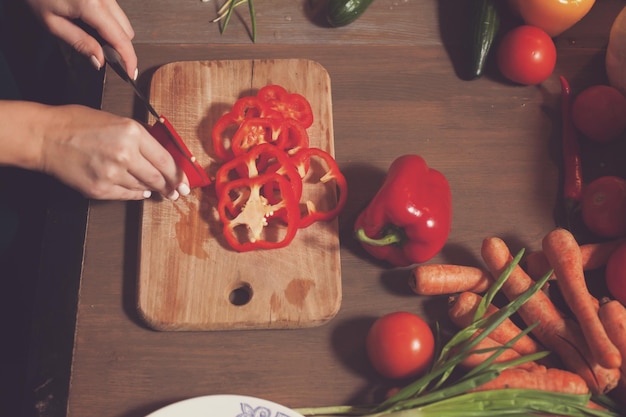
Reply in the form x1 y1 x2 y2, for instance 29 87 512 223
116 0 625 49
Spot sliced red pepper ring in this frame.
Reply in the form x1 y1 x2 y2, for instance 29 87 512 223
257 85 314 129
211 112 240 161
217 172 300 251
231 117 283 156
212 85 347 252
260 160 305 223
291 147 348 228
279 118 310 155
257 84 289 103
214 143 303 201
266 92 314 129
230 95 267 122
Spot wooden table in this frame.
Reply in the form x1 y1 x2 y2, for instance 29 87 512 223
31 1 626 416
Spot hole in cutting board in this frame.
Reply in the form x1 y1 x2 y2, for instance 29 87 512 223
229 282 253 306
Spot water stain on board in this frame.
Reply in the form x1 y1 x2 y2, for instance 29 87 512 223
284 278 315 308
173 193 212 259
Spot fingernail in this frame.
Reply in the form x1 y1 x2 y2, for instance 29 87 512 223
90 55 102 70
177 183 191 196
167 190 180 201
143 190 152 199
133 67 138 81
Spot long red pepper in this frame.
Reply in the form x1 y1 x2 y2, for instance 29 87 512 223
560 75 584 203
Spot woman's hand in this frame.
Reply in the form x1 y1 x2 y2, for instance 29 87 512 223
0 101 189 201
25 0 137 78
41 104 189 200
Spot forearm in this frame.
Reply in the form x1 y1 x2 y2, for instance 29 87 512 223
0 100 185 200
0 100 51 171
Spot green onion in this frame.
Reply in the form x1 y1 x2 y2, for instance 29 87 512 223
295 250 622 417
212 0 257 42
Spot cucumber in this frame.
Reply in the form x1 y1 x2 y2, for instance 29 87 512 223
326 0 374 27
470 0 500 79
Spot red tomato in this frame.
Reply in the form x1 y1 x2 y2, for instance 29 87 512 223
496 25 557 85
606 242 626 305
581 176 626 238
366 311 435 380
571 85 626 143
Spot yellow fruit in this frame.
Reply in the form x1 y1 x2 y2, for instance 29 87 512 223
607 6 626 96
508 0 595 37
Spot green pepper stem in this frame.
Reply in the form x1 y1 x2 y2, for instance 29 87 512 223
355 227 402 246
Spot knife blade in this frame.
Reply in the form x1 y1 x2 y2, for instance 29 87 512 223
102 44 211 188
102 44 160 120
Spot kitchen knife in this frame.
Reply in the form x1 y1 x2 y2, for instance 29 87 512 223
102 44 211 188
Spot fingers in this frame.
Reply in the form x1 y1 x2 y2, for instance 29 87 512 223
88 185 151 201
35 0 137 79
43 14 106 68
84 163 187 201
82 1 137 77
126 157 189 201
113 122 191 199
39 104 194 201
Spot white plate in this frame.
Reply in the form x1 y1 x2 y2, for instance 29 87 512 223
146 394 306 417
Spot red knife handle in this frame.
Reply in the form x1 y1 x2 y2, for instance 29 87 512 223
148 116 211 188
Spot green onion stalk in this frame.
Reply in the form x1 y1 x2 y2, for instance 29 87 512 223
295 249 623 417
212 0 256 42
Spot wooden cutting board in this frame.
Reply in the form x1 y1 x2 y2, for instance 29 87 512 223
137 59 342 331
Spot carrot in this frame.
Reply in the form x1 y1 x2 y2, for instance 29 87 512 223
459 335 540 370
598 297 626 376
581 238 626 267
524 250 554 280
542 228 622 370
409 264 492 295
448 292 546 358
480 236 620 394
525 237 626 280
525 249 600 310
471 367 590 395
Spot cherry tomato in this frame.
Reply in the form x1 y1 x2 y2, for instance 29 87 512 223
366 311 435 380
606 242 626 306
571 85 626 143
581 176 626 238
508 0 595 37
497 26 557 86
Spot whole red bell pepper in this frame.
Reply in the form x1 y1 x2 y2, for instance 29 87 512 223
354 155 452 267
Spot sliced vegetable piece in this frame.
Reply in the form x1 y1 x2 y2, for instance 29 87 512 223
278 118 310 154
291 147 348 228
230 117 283 156
212 112 240 161
230 95 268 122
257 85 314 129
217 172 299 251
214 143 303 207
